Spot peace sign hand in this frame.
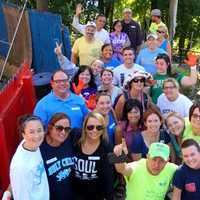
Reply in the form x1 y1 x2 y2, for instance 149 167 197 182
113 138 128 157
54 42 62 56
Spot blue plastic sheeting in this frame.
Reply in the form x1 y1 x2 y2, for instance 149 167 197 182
0 1 9 57
62 26 71 59
29 10 63 73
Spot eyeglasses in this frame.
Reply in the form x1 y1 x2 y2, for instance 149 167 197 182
53 79 68 84
54 125 71 132
163 86 176 90
157 30 165 34
192 114 200 120
132 78 145 83
98 89 109 93
86 125 105 131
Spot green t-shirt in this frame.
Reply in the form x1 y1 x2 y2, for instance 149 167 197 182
183 118 200 144
125 159 177 200
150 73 184 104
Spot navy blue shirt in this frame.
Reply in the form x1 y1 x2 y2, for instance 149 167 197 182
40 137 75 200
173 164 200 200
131 130 171 158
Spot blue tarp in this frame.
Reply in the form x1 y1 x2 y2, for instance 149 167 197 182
0 1 9 57
0 1 71 73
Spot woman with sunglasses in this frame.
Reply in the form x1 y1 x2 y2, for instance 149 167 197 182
95 92 117 146
73 112 114 200
156 25 171 59
98 69 122 105
150 53 198 104
40 112 75 200
10 115 49 200
131 106 171 161
115 71 153 120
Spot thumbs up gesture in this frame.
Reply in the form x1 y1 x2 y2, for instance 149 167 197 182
54 42 63 56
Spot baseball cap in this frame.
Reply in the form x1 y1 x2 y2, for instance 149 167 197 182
147 32 158 40
85 21 96 28
123 8 132 13
148 143 170 161
151 9 161 17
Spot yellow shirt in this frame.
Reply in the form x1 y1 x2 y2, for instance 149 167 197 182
125 159 177 200
72 36 103 65
183 118 200 144
149 21 168 34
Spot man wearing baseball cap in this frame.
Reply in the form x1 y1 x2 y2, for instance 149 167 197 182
71 21 103 65
149 9 168 34
114 142 177 200
121 8 143 53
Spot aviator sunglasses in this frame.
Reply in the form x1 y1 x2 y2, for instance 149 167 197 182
54 125 71 132
86 125 105 131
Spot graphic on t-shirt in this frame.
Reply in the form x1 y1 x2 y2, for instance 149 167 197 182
74 156 100 180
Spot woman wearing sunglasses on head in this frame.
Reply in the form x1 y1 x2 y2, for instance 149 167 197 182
115 71 153 120
10 115 49 200
73 112 114 200
40 112 76 200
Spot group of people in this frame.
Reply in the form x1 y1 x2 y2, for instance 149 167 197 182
3 4 200 200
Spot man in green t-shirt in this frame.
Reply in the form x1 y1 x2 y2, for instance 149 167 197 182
114 141 177 200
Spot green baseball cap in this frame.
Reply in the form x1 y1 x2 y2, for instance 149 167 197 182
148 143 170 161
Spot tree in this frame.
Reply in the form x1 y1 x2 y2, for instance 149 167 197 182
36 0 48 11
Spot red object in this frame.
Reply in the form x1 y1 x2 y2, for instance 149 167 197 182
72 79 85 95
0 63 36 194
184 53 198 67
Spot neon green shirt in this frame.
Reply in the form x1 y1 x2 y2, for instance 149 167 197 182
125 159 177 200
182 118 200 143
149 22 168 34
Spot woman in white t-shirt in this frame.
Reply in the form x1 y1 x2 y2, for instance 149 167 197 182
10 115 49 200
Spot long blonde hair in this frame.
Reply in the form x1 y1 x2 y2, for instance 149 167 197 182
79 112 108 145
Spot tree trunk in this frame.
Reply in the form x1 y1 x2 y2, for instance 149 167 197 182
169 0 178 41
36 0 48 12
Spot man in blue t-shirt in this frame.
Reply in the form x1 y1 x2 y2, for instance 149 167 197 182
136 33 166 75
34 69 88 128
172 139 200 200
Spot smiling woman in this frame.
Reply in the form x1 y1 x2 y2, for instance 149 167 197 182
10 115 49 200
40 112 75 200
73 112 114 200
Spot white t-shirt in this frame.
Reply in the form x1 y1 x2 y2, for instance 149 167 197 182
113 63 145 88
10 141 49 200
72 16 110 44
157 93 193 118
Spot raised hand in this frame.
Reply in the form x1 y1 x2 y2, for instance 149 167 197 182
72 79 85 95
113 138 128 157
86 94 96 110
54 42 62 56
76 3 84 16
2 190 12 200
184 52 199 67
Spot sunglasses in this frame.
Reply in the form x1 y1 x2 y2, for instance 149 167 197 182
157 30 165 34
86 125 105 131
54 125 71 133
132 78 145 83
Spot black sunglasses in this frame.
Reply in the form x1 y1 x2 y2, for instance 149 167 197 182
86 125 105 131
132 78 145 83
54 125 71 133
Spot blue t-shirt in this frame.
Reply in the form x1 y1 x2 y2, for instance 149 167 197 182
136 47 167 75
131 130 171 157
81 87 97 101
107 112 117 146
40 137 75 200
173 164 200 200
33 91 89 129
104 57 121 70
